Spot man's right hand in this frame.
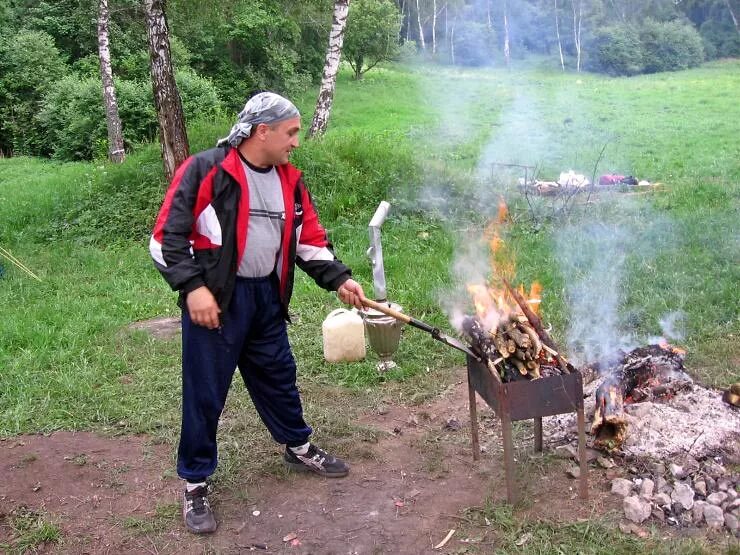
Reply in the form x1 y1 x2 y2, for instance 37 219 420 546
186 286 221 329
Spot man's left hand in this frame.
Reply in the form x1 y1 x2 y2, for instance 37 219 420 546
337 279 365 310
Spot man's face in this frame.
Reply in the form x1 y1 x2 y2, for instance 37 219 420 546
263 117 301 165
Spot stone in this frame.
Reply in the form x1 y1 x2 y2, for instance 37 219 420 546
623 495 652 524
650 462 666 476
728 499 740 512
611 478 634 497
718 478 731 492
693 479 707 497
727 489 738 503
725 512 739 532
653 493 672 507
703 505 724 529
555 444 578 459
640 479 655 499
669 463 685 479
652 507 666 522
672 483 695 511
679 512 694 527
692 500 707 524
703 460 725 478
707 492 728 506
597 456 615 469
656 476 670 493
566 466 580 479
704 475 717 491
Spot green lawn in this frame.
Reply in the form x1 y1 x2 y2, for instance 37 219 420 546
2 59 738 555
1 60 738 437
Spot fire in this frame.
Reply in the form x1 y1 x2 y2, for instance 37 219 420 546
467 198 542 327
657 337 687 356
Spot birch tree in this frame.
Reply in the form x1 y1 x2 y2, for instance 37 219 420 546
144 0 189 182
726 0 739 30
572 0 583 72
431 0 437 54
307 0 350 138
416 0 426 49
554 0 565 70
97 0 125 163
503 0 510 67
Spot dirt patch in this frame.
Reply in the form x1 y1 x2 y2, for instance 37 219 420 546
1 368 630 554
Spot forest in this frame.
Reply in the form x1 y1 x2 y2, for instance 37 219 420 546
0 0 738 161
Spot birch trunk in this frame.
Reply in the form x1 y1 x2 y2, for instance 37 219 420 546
416 0 426 50
308 0 350 138
450 19 455 64
97 0 125 163
726 0 739 31
432 0 437 55
144 0 189 182
572 0 582 73
503 0 510 68
554 0 565 71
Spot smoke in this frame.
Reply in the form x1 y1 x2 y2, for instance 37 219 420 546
555 196 679 365
554 218 633 365
438 230 491 332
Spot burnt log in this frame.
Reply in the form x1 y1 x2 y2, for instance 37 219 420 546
591 344 688 451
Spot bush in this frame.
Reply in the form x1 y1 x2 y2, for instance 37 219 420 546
38 71 222 161
699 19 740 59
0 29 68 155
290 131 419 224
588 24 644 76
639 19 704 73
451 23 495 67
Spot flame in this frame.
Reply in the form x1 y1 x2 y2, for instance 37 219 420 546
657 338 687 356
466 199 543 327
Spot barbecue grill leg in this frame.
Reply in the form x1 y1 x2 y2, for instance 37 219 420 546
577 405 588 500
534 417 543 453
500 393 517 504
468 380 480 461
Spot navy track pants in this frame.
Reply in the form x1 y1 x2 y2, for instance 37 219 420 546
177 275 312 482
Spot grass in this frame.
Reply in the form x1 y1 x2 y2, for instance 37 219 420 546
455 501 739 554
0 59 738 550
0 507 61 554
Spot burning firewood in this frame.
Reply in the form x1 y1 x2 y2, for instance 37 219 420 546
591 344 690 451
462 314 564 382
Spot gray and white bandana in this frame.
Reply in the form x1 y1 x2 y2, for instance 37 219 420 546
217 92 300 148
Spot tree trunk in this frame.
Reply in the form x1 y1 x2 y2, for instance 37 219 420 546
97 0 125 163
450 18 455 64
486 0 492 30
726 0 739 31
416 0 426 50
572 0 582 73
307 0 350 138
432 0 437 55
144 0 189 182
554 0 565 71
503 0 510 68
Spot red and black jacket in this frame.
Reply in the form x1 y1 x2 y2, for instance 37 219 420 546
149 145 351 317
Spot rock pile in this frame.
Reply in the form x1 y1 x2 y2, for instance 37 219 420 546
610 457 739 534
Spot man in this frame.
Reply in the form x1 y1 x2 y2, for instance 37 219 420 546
149 92 365 534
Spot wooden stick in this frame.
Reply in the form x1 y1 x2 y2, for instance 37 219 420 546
501 278 569 373
0 247 42 281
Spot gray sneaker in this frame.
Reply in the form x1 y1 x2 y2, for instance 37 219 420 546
284 444 350 478
182 485 217 534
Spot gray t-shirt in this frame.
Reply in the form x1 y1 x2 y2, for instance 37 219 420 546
237 158 285 277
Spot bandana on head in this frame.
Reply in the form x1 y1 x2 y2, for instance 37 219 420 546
216 92 300 147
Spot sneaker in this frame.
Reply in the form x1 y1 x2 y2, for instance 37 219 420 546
284 444 350 478
182 485 217 534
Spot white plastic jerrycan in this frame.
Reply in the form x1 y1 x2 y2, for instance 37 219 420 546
322 308 366 362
